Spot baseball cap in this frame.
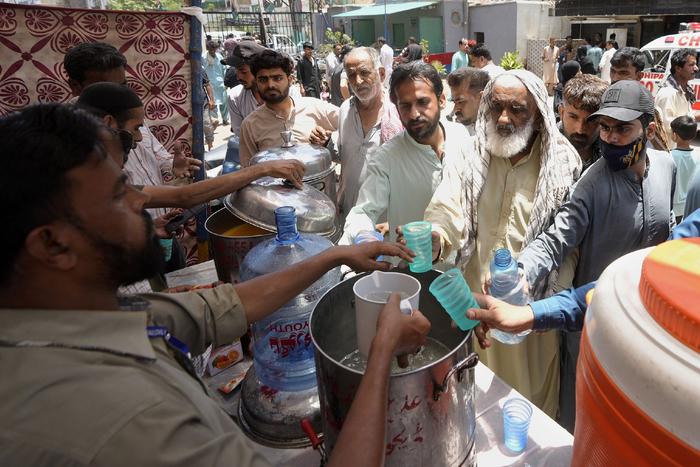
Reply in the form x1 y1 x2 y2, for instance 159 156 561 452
588 80 655 122
302 42 314 49
223 41 267 67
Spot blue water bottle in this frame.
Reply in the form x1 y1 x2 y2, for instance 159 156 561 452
221 161 240 175
489 248 530 345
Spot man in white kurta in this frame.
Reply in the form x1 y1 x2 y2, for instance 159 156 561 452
542 38 559 95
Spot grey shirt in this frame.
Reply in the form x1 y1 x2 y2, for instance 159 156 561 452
519 147 676 288
227 85 261 136
684 166 700 217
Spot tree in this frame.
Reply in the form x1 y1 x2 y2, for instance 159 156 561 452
108 0 183 11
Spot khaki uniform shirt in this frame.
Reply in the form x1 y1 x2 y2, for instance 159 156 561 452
0 286 271 467
238 96 339 166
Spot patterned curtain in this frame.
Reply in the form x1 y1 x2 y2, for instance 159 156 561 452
0 4 193 155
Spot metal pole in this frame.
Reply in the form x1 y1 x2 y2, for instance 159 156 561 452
189 0 208 258
384 0 388 41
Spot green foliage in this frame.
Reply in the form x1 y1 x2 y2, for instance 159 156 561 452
420 38 429 56
108 0 183 11
318 28 355 56
500 51 525 70
431 60 446 76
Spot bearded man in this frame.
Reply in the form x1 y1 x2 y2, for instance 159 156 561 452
447 67 490 135
342 61 472 245
238 50 338 166
425 70 581 417
335 47 403 221
558 74 608 172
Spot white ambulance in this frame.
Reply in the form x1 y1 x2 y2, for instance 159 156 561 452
640 22 700 100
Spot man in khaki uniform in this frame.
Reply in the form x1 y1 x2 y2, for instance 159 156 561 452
0 104 429 467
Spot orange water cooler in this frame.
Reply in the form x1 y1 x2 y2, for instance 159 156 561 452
573 239 700 466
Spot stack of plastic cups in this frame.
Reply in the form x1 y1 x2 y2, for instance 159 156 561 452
502 398 533 452
403 221 433 273
429 268 480 331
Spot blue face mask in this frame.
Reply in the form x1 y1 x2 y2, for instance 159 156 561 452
600 135 646 171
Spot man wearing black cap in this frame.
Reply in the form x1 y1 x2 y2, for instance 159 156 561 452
297 42 321 98
225 40 268 137
518 80 676 432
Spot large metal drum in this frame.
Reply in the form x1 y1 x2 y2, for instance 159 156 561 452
204 209 273 283
310 270 478 466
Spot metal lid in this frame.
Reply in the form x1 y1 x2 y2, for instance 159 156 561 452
224 177 338 237
249 142 333 181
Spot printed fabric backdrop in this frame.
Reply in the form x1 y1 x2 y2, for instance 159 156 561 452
0 3 193 155
0 3 202 268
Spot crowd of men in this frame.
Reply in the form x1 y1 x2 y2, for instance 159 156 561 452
1 30 700 466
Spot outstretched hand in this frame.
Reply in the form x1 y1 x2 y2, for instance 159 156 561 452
338 242 415 273
172 143 202 179
467 292 535 349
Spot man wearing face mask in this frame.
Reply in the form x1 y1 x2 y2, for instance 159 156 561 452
518 80 676 432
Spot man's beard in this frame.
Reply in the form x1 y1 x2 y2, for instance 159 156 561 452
405 111 441 142
262 84 289 104
485 114 536 159
567 132 592 150
70 212 165 287
351 81 380 104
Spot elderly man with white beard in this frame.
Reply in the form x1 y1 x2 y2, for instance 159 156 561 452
334 47 403 222
424 70 582 417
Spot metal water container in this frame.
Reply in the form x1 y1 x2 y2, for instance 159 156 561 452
237 206 341 447
249 131 337 204
310 270 479 466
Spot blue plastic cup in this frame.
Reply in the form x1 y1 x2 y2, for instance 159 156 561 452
354 230 385 261
503 397 533 452
429 268 480 331
403 221 432 273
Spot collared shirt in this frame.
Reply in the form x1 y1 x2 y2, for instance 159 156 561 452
342 121 472 245
227 84 260 136
451 50 468 71
655 78 695 149
671 147 700 215
124 125 173 219
238 96 339 166
519 148 676 289
297 56 321 97
336 96 387 220
0 285 272 467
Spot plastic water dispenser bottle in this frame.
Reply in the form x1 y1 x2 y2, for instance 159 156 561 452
489 248 531 345
239 206 340 391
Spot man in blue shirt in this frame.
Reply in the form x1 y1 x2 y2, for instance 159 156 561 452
467 208 700 347
451 38 469 72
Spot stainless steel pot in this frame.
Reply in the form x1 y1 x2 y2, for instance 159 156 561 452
249 133 337 204
224 178 340 241
310 270 478 466
204 209 274 283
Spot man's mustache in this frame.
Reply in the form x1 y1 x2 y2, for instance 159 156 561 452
497 123 515 133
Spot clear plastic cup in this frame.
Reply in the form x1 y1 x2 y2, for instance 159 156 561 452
403 221 432 273
429 268 480 331
503 397 533 452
